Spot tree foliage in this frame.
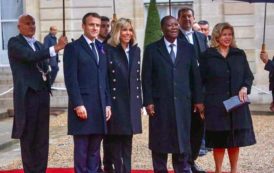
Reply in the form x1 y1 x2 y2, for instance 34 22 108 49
144 0 162 48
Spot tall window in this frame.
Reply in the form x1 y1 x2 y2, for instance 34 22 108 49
144 0 193 25
0 0 23 66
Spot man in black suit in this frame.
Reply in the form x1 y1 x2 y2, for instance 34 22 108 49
43 26 59 85
142 15 204 173
8 14 67 173
177 7 208 173
63 12 111 173
96 15 114 173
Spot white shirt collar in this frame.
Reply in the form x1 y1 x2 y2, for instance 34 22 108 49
23 35 36 44
83 34 96 45
180 27 194 35
164 37 177 47
124 45 130 53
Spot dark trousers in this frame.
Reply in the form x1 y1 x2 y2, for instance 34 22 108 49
103 136 114 170
73 134 103 173
20 89 50 173
152 151 191 173
190 111 204 163
98 136 114 172
50 65 59 85
108 135 133 173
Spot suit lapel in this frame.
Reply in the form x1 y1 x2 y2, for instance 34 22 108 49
18 34 35 52
157 38 173 66
194 31 206 53
174 41 184 65
79 35 98 65
129 45 138 76
178 31 188 43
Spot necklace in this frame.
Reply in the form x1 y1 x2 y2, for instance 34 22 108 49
36 63 51 81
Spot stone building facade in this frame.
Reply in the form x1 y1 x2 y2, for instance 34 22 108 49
1 0 274 109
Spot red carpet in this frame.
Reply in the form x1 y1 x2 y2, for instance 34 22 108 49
0 168 221 173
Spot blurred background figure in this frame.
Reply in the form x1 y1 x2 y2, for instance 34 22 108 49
199 22 256 173
105 18 142 173
98 16 111 44
97 15 114 173
260 51 274 111
43 26 59 85
198 20 211 41
193 22 201 32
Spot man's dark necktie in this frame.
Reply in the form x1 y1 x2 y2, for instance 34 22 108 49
90 42 99 64
169 44 176 64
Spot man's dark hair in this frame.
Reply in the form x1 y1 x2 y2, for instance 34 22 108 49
101 16 110 22
198 20 209 25
160 15 176 28
177 7 194 18
82 12 101 24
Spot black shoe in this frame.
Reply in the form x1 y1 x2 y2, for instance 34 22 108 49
97 167 104 173
104 168 114 173
191 163 206 173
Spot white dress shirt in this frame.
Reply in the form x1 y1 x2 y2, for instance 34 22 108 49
23 36 56 57
83 35 100 63
124 45 130 65
179 27 194 45
164 37 177 58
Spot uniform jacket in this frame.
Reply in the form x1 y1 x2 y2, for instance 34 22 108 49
43 33 59 67
105 44 142 135
264 57 274 100
142 37 203 154
63 35 111 135
8 34 51 138
199 47 254 131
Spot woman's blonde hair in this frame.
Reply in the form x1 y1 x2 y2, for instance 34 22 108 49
210 22 237 48
108 18 137 47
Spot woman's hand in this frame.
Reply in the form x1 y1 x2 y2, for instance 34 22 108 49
238 87 248 102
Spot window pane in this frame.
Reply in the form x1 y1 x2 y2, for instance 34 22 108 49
1 22 18 50
1 0 23 20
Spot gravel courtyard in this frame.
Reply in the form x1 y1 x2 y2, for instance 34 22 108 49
1 112 274 173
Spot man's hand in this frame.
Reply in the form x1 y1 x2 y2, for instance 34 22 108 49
239 87 248 102
270 102 274 112
194 103 205 119
146 104 155 116
106 106 111 121
260 51 269 64
74 105 87 120
54 36 68 53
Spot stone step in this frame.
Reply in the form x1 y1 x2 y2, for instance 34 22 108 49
0 67 11 74
0 85 14 98
50 96 68 108
0 79 13 85
0 98 13 110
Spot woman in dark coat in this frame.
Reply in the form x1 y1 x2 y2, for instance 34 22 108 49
199 22 256 173
104 18 142 173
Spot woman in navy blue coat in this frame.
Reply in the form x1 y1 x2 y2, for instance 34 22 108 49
199 23 256 173
104 18 142 173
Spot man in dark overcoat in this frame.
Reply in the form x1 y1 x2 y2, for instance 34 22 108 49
8 14 67 173
142 15 204 173
260 51 274 111
177 7 208 173
43 26 59 85
63 12 111 172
